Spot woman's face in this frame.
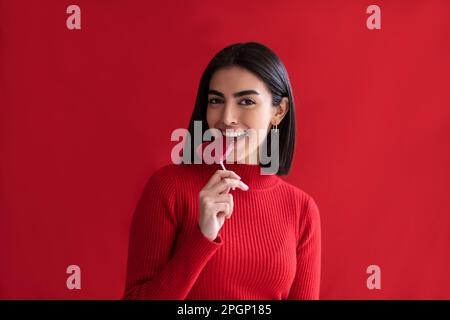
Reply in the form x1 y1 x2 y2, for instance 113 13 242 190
206 66 288 164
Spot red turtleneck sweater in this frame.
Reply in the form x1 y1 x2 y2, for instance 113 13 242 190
123 163 321 300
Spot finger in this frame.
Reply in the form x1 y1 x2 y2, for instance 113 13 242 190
204 170 241 189
219 186 231 195
212 202 230 217
211 193 233 203
210 178 249 194
212 194 234 219
225 193 234 219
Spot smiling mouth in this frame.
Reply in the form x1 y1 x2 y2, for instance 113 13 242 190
220 130 248 139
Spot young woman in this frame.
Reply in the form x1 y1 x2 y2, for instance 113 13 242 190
123 42 321 300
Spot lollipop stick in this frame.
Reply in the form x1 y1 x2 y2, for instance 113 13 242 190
219 160 235 190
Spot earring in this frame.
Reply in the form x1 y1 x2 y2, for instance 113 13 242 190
272 123 279 133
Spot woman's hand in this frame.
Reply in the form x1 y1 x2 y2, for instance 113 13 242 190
198 170 249 241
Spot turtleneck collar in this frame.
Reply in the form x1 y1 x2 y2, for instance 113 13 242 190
200 162 281 190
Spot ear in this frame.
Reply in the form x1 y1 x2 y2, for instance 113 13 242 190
271 97 289 125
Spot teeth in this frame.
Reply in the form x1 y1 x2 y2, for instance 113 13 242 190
222 130 247 138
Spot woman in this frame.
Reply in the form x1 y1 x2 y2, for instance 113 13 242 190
123 42 321 300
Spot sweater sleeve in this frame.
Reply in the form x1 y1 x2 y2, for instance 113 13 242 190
287 195 322 300
123 166 224 300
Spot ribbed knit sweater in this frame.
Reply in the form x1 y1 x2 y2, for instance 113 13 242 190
123 162 321 300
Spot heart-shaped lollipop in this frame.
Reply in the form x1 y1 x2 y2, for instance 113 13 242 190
196 136 235 168
197 137 238 190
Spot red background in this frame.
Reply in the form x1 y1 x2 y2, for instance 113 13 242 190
1 0 449 299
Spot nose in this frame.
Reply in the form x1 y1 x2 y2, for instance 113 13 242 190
221 102 238 126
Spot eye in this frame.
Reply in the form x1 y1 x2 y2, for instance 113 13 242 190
239 98 256 106
208 97 223 105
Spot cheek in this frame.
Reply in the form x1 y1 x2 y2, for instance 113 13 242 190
245 106 273 129
206 107 216 127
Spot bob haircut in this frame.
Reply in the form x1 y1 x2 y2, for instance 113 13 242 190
183 42 296 175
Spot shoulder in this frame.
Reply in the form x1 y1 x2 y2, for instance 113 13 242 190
149 163 184 181
277 179 314 203
140 164 184 198
145 163 201 191
278 180 321 244
277 179 321 220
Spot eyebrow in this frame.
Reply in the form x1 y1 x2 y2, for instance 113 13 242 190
208 89 260 98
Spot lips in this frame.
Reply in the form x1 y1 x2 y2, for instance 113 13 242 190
220 129 248 138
